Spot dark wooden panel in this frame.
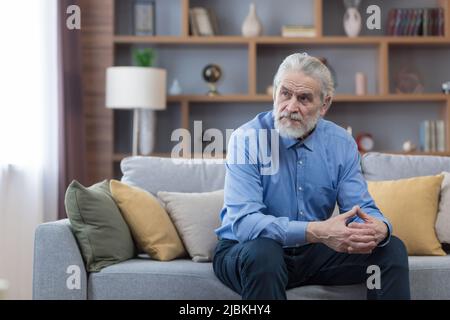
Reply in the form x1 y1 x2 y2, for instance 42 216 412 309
80 0 114 184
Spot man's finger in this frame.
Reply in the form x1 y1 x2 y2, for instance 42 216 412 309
356 209 373 222
347 240 377 250
347 222 376 231
348 221 375 229
339 206 359 219
347 246 373 254
349 234 377 243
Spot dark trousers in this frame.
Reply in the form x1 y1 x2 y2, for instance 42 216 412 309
213 236 410 300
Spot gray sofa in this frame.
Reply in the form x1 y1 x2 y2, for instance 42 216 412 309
33 152 450 299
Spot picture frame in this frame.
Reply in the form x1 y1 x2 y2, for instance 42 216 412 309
190 7 217 36
133 0 155 36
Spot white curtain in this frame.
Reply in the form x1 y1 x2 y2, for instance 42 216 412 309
0 0 58 299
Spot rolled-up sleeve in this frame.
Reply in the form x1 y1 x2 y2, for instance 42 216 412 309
336 139 392 247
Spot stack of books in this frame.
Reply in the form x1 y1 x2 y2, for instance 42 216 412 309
281 25 316 37
386 8 445 36
419 120 446 152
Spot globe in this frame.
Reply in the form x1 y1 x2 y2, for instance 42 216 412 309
202 64 222 96
202 64 222 83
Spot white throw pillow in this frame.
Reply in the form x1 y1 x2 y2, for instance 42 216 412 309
436 172 450 244
157 190 224 262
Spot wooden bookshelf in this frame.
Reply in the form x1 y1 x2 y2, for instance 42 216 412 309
95 0 450 179
114 35 450 45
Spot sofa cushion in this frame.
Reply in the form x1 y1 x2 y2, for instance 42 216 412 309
64 180 135 272
408 255 450 299
362 152 450 181
87 258 365 300
121 156 226 196
157 190 224 262
436 172 450 244
110 180 187 261
87 255 450 300
368 175 445 256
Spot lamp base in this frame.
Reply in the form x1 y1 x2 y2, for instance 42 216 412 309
132 109 156 156
139 109 156 156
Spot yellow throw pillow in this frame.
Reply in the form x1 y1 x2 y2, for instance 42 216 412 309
110 180 186 260
367 174 445 256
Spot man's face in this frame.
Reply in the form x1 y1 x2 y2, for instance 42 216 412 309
274 71 328 139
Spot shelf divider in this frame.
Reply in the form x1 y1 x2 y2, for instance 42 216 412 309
181 0 190 37
378 42 389 95
314 0 323 37
248 41 257 95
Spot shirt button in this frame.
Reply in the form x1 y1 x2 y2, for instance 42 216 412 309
298 186 303 191
299 211 304 216
298 160 303 165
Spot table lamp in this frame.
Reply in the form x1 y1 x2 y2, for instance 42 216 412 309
106 66 167 156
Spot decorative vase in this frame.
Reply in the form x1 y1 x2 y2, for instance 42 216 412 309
241 3 262 37
169 79 182 95
139 109 156 156
343 7 361 37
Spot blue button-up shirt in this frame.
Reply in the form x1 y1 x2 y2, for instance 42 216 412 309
215 110 392 247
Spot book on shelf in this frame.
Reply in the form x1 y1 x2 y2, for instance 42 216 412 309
189 7 218 36
281 25 316 37
386 7 444 36
420 120 446 152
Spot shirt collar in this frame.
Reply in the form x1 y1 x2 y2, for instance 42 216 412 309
278 118 323 152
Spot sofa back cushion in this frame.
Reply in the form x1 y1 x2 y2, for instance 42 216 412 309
362 152 450 180
121 156 226 195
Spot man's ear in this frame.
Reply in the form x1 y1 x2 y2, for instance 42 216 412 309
320 96 332 116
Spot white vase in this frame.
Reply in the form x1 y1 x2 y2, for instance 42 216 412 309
241 3 262 37
139 109 156 156
343 7 361 37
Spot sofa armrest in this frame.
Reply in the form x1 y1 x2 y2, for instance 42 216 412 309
33 219 87 300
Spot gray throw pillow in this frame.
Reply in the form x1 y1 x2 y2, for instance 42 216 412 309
65 180 136 272
157 190 224 262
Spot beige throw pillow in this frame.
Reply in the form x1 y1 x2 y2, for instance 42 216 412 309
157 190 224 262
110 180 186 261
436 172 450 244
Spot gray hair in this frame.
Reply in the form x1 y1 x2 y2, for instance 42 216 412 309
273 53 335 107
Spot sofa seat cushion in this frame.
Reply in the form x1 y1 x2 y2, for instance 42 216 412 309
409 254 450 299
88 254 450 300
88 258 366 300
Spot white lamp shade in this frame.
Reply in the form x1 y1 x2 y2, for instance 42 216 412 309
106 66 167 110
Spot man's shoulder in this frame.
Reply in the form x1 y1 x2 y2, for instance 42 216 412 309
319 119 354 145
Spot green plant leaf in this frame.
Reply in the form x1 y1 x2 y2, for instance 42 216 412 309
132 48 156 67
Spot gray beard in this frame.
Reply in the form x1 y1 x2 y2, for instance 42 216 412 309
274 109 321 139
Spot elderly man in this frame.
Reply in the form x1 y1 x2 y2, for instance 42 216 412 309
213 53 410 300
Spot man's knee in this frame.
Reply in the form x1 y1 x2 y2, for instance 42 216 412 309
378 236 409 269
239 238 286 277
